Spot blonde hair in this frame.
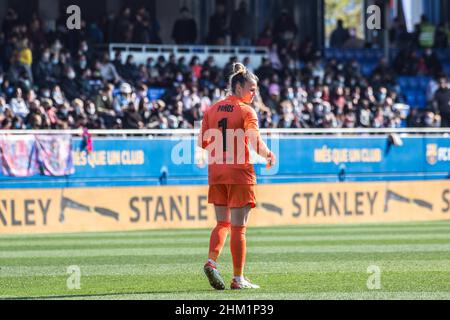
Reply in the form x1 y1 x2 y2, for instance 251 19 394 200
228 62 259 95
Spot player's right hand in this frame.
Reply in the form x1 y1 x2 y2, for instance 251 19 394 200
266 151 276 168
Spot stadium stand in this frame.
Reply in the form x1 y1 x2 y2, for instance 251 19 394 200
0 7 449 131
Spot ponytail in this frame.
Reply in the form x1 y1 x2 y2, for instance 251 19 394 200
228 62 259 95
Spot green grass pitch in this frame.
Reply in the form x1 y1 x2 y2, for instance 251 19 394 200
1 220 450 300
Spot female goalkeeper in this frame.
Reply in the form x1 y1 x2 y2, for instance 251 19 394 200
198 62 275 290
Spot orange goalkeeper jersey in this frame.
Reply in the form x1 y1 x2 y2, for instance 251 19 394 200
198 95 270 185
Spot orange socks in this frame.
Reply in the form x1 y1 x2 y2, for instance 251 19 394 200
208 221 231 262
230 225 246 277
208 222 247 277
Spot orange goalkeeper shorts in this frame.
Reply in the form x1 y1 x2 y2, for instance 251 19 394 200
208 184 256 209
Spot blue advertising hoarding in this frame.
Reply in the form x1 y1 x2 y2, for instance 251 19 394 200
1 135 449 188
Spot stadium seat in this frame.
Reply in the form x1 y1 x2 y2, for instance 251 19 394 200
444 63 450 77
361 63 376 76
334 50 344 60
418 76 431 90
343 50 354 61
374 50 384 60
354 49 364 61
324 48 334 60
397 77 409 90
363 49 375 62
435 49 446 61
389 48 400 61
405 93 416 107
362 49 384 63
407 77 419 90
415 94 427 108
148 88 166 101
397 76 430 94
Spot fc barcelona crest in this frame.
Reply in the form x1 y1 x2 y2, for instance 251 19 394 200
426 144 438 165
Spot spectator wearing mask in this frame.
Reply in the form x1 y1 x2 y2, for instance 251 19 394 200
406 108 422 127
112 50 124 75
268 43 283 70
322 102 338 128
6 51 25 84
357 100 372 128
40 98 58 128
10 87 28 118
70 98 86 122
343 104 357 128
49 52 63 80
0 96 10 115
422 110 440 127
60 66 81 101
165 54 179 75
190 56 202 80
422 48 442 76
98 53 121 83
299 102 315 128
75 54 89 76
0 104 14 129
25 100 46 129
137 96 152 126
78 41 92 64
113 82 134 116
95 84 116 128
51 85 66 106
426 77 439 103
123 101 144 129
34 49 56 87
84 100 102 129
372 58 393 82
122 55 139 83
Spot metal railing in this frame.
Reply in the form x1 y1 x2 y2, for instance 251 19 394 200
108 43 269 55
107 43 269 69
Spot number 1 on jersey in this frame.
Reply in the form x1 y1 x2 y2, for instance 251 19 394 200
218 118 228 152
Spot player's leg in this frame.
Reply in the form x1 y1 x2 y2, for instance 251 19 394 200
208 206 231 263
230 204 250 277
204 185 230 290
229 205 259 289
228 184 259 289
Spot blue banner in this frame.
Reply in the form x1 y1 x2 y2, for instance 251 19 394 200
1 135 449 188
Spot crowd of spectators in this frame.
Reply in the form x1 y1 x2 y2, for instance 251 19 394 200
0 7 449 131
